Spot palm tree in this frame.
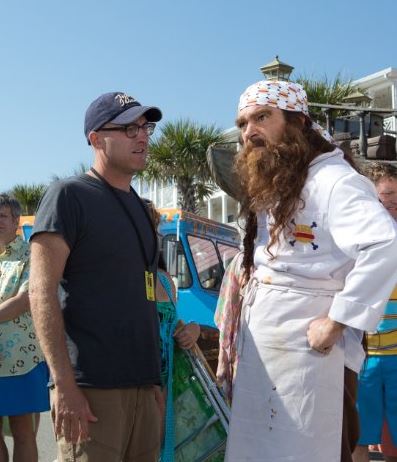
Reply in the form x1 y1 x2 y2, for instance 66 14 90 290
295 73 357 122
11 183 47 215
144 119 225 213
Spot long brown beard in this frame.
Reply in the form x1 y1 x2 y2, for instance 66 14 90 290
235 120 328 258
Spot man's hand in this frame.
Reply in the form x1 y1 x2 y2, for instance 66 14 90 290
52 383 98 444
173 322 200 350
307 317 345 354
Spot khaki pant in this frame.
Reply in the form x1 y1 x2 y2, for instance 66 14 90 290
52 386 161 462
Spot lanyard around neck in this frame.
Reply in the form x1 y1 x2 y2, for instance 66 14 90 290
90 168 158 271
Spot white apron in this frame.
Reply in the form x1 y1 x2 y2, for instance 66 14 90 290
225 278 345 462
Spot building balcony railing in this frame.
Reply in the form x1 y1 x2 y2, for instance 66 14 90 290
308 102 397 161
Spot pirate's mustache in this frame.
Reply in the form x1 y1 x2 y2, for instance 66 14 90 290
243 136 266 149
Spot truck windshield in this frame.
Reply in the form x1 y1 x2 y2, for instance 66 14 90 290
187 236 239 291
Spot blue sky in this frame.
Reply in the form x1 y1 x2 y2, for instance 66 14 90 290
1 0 396 190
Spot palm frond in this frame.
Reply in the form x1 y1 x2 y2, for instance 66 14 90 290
146 119 225 212
11 183 47 215
295 73 357 121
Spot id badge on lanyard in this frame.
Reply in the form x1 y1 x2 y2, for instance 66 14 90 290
145 270 155 301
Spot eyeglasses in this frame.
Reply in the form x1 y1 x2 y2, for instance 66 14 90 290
98 122 156 138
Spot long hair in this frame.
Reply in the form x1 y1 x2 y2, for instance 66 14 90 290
143 198 167 271
240 207 257 283
236 111 338 281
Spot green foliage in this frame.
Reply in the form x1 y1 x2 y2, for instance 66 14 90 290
295 73 357 121
11 183 47 215
144 119 225 213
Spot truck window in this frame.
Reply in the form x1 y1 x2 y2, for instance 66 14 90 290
187 235 223 291
161 235 192 289
217 242 240 270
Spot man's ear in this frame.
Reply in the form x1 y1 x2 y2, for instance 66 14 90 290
89 131 102 149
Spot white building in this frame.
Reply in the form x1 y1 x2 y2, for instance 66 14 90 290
352 67 397 135
132 178 177 209
135 66 396 225
132 174 240 226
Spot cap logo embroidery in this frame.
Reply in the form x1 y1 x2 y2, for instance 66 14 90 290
115 93 135 107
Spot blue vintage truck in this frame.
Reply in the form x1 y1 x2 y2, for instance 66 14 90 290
158 208 240 327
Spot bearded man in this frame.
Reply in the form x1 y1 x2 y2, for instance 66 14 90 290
224 80 397 462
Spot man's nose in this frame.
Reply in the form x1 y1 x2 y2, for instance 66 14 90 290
243 120 259 143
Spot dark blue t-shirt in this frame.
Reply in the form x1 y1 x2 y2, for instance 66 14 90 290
32 174 161 387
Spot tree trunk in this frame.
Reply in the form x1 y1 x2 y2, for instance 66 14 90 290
177 179 197 213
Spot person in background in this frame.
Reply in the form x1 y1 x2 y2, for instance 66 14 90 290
144 200 200 461
353 162 397 462
145 199 200 381
0 194 49 462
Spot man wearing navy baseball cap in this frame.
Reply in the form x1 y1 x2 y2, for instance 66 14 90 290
29 92 163 461
84 91 162 144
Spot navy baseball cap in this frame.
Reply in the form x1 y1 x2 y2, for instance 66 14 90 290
84 92 162 144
